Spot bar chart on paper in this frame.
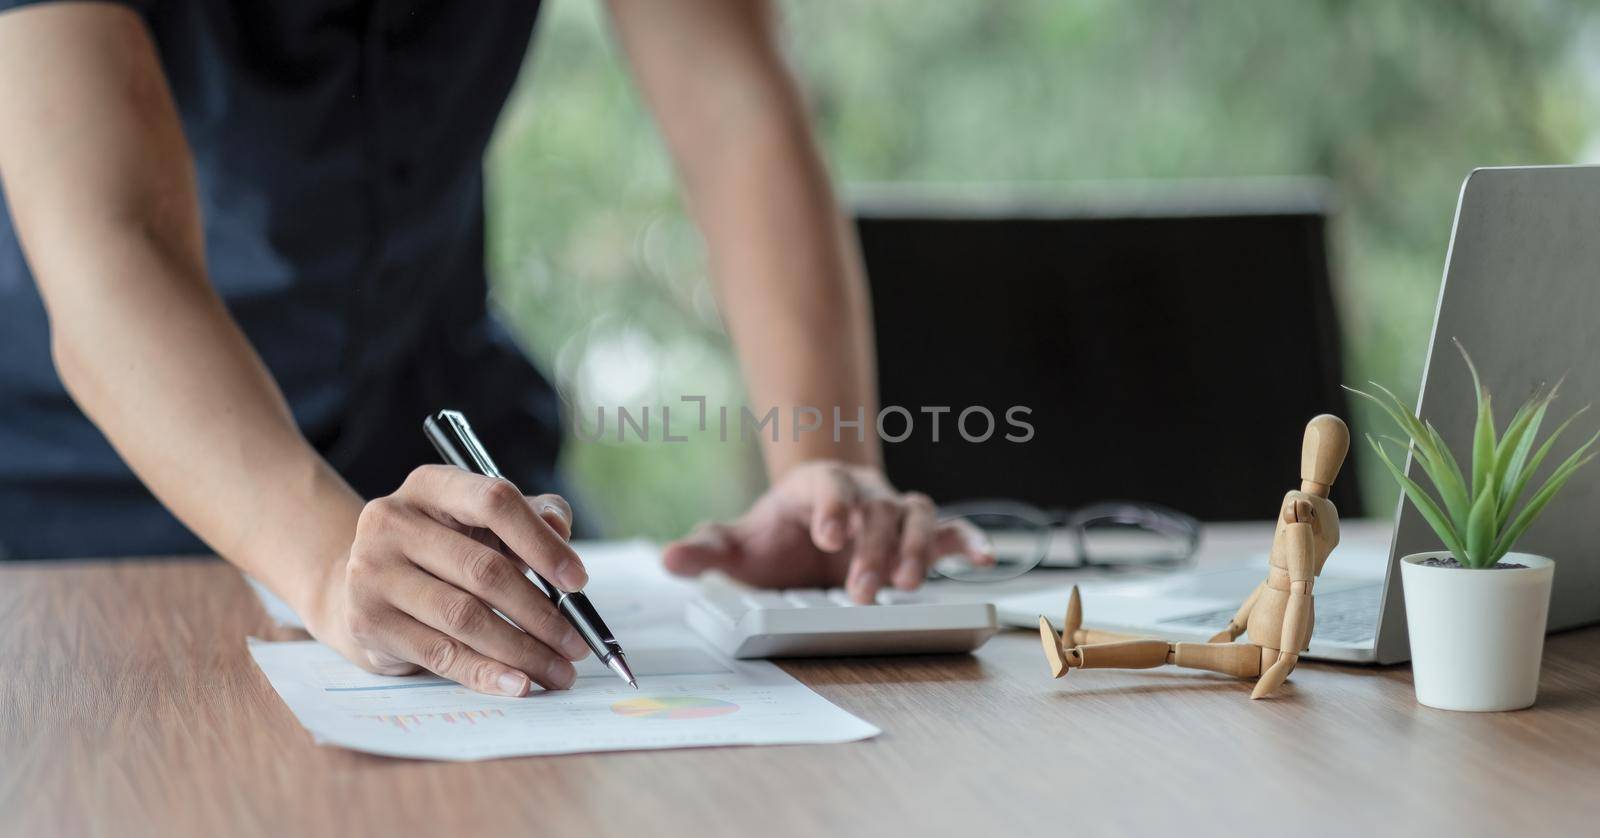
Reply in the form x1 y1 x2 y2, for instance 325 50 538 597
359 709 506 732
248 629 879 761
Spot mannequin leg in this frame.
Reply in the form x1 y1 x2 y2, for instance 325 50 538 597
1042 629 1265 681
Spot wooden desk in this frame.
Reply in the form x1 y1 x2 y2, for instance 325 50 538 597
4 522 1599 837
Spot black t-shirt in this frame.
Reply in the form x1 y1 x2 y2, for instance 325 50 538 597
0 0 565 559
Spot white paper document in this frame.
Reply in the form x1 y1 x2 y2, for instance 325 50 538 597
247 541 880 760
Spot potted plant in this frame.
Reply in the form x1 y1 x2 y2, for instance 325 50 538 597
1348 341 1597 711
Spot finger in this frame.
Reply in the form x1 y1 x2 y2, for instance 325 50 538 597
847 499 902 603
661 521 739 577
530 493 573 541
932 517 996 566
363 647 420 675
388 567 579 691
401 520 590 662
893 493 938 590
344 527 427 676
808 465 858 553
398 465 587 591
364 608 542 697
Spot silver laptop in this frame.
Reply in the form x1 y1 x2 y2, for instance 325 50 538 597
998 165 1600 664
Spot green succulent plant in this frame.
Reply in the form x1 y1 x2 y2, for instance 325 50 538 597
1346 341 1599 569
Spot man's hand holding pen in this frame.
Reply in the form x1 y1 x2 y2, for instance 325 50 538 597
308 465 593 697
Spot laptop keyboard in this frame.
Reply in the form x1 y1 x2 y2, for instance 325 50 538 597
1159 583 1382 645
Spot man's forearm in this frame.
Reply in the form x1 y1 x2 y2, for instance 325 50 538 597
688 110 881 476
606 0 881 478
45 226 362 619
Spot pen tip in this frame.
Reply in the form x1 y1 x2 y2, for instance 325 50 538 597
606 652 637 688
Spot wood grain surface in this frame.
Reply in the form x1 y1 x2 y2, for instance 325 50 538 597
5 529 1600 838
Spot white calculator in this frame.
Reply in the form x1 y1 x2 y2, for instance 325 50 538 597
685 577 999 659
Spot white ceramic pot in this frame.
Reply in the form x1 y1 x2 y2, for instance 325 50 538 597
1399 551 1554 712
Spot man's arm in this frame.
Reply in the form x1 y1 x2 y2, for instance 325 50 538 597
0 3 361 616
0 3 591 694
606 0 879 476
610 0 996 600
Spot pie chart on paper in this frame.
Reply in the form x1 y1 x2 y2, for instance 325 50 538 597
611 696 740 720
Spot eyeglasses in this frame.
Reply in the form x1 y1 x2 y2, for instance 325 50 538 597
930 500 1203 582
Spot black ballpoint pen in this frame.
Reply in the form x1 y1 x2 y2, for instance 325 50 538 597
423 409 637 689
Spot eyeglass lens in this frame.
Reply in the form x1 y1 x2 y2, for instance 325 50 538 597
931 509 1050 582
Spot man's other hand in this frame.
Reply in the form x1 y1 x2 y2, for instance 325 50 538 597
662 461 993 603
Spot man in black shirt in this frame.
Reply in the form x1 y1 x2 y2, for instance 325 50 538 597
0 1 986 696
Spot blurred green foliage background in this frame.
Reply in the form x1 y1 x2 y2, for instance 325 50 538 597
486 0 1598 538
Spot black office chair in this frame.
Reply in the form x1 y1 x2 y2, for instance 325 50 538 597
857 182 1361 521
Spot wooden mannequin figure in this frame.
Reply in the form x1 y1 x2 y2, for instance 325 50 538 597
1038 414 1350 699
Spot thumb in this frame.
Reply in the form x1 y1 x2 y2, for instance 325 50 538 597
662 522 739 577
